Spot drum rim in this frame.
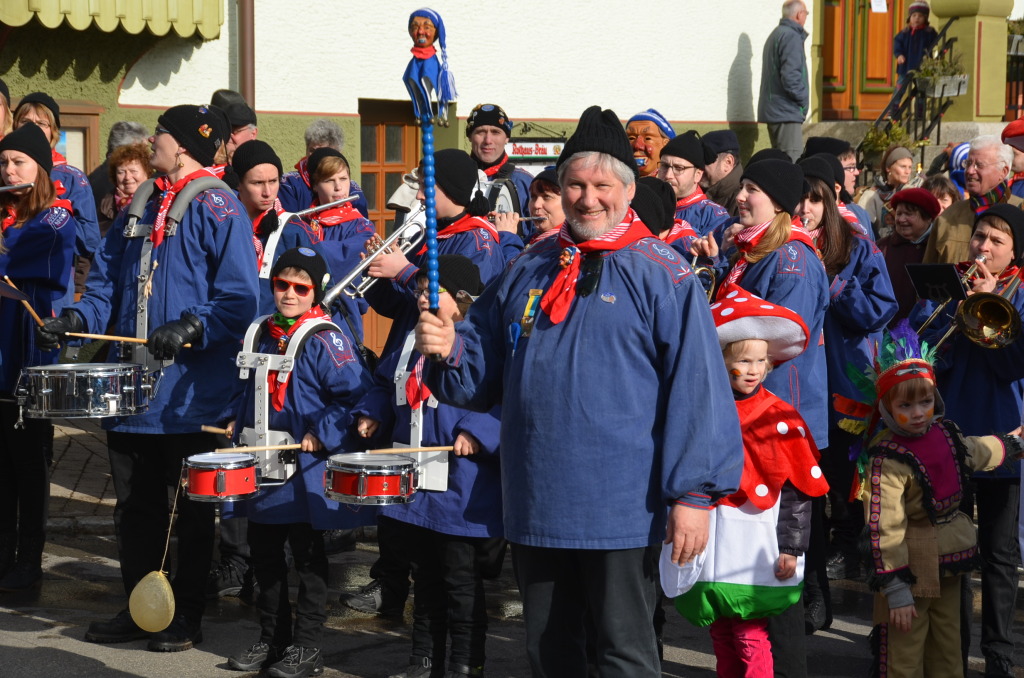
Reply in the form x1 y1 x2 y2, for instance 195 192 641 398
185 453 257 470
326 452 416 472
22 363 143 373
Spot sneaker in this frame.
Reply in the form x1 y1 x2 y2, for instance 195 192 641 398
147 614 203 652
267 645 324 678
206 561 249 599
85 608 150 644
388 656 433 678
229 641 277 671
804 595 832 635
444 663 484 677
825 551 861 580
322 528 357 555
340 579 404 617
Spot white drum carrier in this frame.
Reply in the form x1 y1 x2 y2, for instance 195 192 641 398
391 332 449 492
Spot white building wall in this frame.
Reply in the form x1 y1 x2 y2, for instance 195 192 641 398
120 0 801 124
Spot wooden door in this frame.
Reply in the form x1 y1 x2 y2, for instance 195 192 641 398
822 0 908 120
358 100 422 356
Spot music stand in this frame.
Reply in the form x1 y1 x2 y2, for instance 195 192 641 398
906 264 967 303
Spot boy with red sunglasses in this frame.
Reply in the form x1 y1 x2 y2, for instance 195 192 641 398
223 247 372 678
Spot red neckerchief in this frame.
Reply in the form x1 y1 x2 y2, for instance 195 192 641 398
295 157 310 188
51 149 67 167
208 164 227 179
837 202 859 226
540 208 650 324
956 261 1021 290
1 181 72 231
51 179 72 210
481 153 510 178
312 201 362 227
252 208 275 270
723 216 817 287
265 306 329 411
676 187 709 209
405 354 431 410
1 207 15 232
415 213 499 255
411 45 436 59
662 218 699 245
151 168 218 247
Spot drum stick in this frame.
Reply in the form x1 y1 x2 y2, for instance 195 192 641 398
222 443 302 454
201 425 229 435
65 332 191 348
368 446 454 454
3 276 44 327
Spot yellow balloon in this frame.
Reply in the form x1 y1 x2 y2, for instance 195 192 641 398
129 570 175 632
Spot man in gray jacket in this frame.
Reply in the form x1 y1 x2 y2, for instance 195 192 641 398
758 0 809 161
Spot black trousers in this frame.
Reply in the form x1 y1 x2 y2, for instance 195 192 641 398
248 520 328 648
368 514 414 608
819 429 864 554
106 430 216 622
0 401 53 542
511 543 660 678
975 477 1021 663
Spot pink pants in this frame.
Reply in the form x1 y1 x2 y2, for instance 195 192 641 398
708 617 774 678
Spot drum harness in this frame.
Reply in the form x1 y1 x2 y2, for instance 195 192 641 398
390 332 448 492
236 315 341 483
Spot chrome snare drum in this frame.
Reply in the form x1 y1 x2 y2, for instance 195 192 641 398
183 453 260 502
324 453 417 505
16 363 148 418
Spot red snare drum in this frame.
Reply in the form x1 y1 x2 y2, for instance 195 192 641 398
183 452 259 502
325 453 417 505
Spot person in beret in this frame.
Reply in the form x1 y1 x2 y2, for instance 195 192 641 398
878 188 941 323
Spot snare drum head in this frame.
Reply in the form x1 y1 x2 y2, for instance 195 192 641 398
327 452 416 472
24 362 139 374
186 452 256 468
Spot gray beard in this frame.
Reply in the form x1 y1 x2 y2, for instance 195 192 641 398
567 206 628 241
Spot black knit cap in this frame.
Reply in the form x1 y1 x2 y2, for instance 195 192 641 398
556 105 638 178
810 152 854 203
16 92 60 129
417 254 484 296
531 167 559 191
433 148 488 215
661 130 715 170
977 204 1024 266
270 246 331 305
703 130 740 157
634 176 675 234
232 139 282 179
206 105 232 144
741 159 805 215
0 79 8 107
466 103 513 137
803 136 852 159
307 147 345 181
157 105 222 167
0 123 53 174
797 155 837 198
748 148 792 166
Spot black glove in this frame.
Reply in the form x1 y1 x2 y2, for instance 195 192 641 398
148 314 204 361
36 310 84 351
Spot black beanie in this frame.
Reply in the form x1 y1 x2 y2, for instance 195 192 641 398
157 105 222 167
232 140 282 179
418 254 485 296
531 167 559 191
557 105 638 178
206 105 231 145
661 130 715 170
797 156 837 198
433 148 488 215
811 152 854 203
748 148 792 166
0 79 8 108
741 159 805 215
802 136 852 159
307 147 345 182
0 123 53 174
977 204 1024 266
17 92 60 129
634 176 675 234
270 247 331 305
466 103 513 137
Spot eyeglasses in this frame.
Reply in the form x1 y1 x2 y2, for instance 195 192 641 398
21 119 51 130
657 162 697 175
154 126 171 137
272 277 314 296
964 160 999 171
415 286 449 298
842 165 860 173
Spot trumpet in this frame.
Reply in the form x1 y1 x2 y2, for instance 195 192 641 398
692 254 717 302
322 220 424 306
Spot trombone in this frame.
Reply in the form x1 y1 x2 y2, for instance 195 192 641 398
322 220 424 307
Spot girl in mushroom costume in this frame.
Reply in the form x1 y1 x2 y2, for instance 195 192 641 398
663 283 829 677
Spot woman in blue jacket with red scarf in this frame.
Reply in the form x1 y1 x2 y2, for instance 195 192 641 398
0 124 77 591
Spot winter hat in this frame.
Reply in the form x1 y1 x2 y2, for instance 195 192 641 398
703 130 740 157
883 146 914 170
530 167 559 191
232 139 282 179
433 148 485 210
797 155 837 197
949 142 970 171
224 101 257 128
0 79 8 108
557 105 637 178
741 159 806 215
0 123 53 174
635 176 676 234
811 152 853 203
661 130 715 170
210 89 247 110
907 0 929 20
890 188 941 220
626 108 676 140
157 105 222 167
977 203 1024 266
271 247 331 305
16 92 60 129
711 283 809 364
417 254 485 297
802 136 852 159
466 103 513 137
747 148 792 166
1002 118 1024 152
307 147 345 181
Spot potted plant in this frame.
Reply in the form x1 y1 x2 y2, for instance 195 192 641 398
913 53 968 97
861 124 922 169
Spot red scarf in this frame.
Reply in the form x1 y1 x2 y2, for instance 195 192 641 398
540 208 650 324
151 168 218 247
676 187 709 209
1 180 73 232
411 45 437 59
481 153 510 178
50 149 67 167
415 213 499 255
662 218 699 245
405 354 431 410
265 306 329 411
956 261 1021 290
312 201 362 227
208 164 228 180
723 216 817 287
252 209 276 270
295 156 310 188
114 186 133 211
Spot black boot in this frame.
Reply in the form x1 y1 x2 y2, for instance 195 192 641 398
0 533 16 580
0 534 43 591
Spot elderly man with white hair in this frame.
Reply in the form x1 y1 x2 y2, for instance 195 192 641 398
924 135 1023 264
415 105 744 678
